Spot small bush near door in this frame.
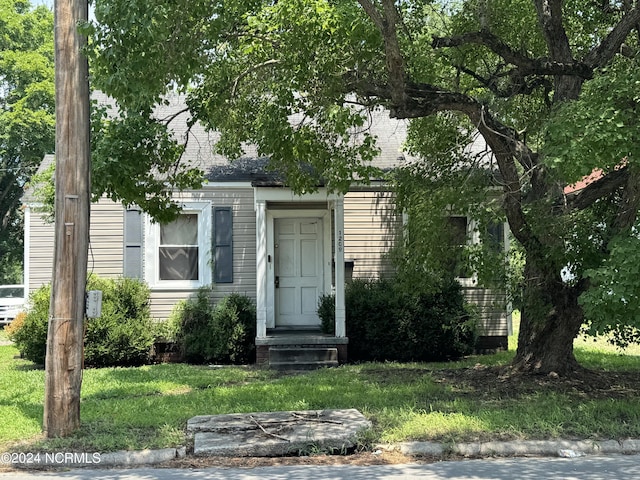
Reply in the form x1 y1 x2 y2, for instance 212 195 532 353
318 278 477 362
8 277 155 367
173 288 257 364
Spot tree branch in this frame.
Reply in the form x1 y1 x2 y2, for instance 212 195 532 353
432 27 590 109
534 0 585 101
159 107 190 125
534 0 573 62
347 74 541 250
357 0 407 109
356 0 384 31
433 31 593 79
232 59 281 96
564 167 630 211
613 166 640 230
455 63 554 98
584 5 640 68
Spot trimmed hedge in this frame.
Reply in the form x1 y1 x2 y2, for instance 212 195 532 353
173 288 256 364
318 278 477 362
8 277 155 367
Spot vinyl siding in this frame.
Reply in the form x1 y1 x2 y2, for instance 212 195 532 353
343 189 401 279
343 188 508 339
27 198 125 293
27 210 56 293
147 188 256 320
463 287 509 337
26 186 509 340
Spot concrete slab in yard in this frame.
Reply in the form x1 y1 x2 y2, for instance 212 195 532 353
188 409 371 457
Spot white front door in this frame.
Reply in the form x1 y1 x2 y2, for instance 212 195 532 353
274 217 323 327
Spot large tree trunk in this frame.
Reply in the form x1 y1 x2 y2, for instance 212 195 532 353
511 258 585 376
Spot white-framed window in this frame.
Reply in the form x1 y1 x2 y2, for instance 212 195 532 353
159 213 199 281
145 202 212 289
447 215 508 286
446 215 474 281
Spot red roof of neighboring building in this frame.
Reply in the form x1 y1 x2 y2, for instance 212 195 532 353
564 169 605 194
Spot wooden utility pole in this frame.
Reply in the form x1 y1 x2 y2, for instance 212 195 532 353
44 0 90 437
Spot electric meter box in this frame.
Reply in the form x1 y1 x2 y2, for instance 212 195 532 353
85 290 103 318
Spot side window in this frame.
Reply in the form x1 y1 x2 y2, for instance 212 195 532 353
159 214 199 281
123 208 143 279
486 221 505 253
213 207 233 283
447 216 471 278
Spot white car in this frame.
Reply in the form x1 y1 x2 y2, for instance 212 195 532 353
0 285 25 325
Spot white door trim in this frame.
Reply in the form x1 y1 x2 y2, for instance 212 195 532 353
254 188 343 337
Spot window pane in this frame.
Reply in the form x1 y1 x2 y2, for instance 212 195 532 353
446 216 471 278
487 222 504 252
447 216 468 245
160 214 198 245
214 207 233 283
159 247 199 280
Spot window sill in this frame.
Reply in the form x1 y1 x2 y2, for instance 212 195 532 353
147 282 208 291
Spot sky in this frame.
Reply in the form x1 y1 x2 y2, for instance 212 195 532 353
36 0 96 20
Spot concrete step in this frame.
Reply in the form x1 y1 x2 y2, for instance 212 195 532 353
189 409 372 456
269 347 338 370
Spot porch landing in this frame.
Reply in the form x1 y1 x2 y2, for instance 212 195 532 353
255 329 348 369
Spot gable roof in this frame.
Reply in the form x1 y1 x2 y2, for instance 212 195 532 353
153 93 414 185
27 93 497 196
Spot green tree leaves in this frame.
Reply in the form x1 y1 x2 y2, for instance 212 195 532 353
0 0 54 283
545 58 640 184
91 106 203 223
89 0 640 361
580 230 640 347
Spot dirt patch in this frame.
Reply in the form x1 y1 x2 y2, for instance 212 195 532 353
163 449 420 469
358 363 640 400
432 364 640 400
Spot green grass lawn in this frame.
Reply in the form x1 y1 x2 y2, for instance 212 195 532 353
1 322 640 454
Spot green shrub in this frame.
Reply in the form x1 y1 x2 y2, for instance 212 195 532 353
317 278 477 362
9 285 50 365
318 294 335 335
10 277 155 367
174 288 256 364
175 288 216 363
211 294 256 364
155 309 182 342
83 277 155 367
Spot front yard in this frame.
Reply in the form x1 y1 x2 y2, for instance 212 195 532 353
1 325 640 454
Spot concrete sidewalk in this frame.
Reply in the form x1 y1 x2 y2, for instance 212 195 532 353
8 437 636 469
4 453 640 480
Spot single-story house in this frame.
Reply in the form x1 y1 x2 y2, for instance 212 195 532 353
23 94 511 367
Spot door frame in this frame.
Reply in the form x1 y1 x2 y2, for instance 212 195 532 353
266 209 331 329
255 188 345 338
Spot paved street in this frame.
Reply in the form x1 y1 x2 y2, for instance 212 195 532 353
2 455 640 480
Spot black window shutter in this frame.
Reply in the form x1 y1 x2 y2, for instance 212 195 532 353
213 207 233 283
124 208 143 278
